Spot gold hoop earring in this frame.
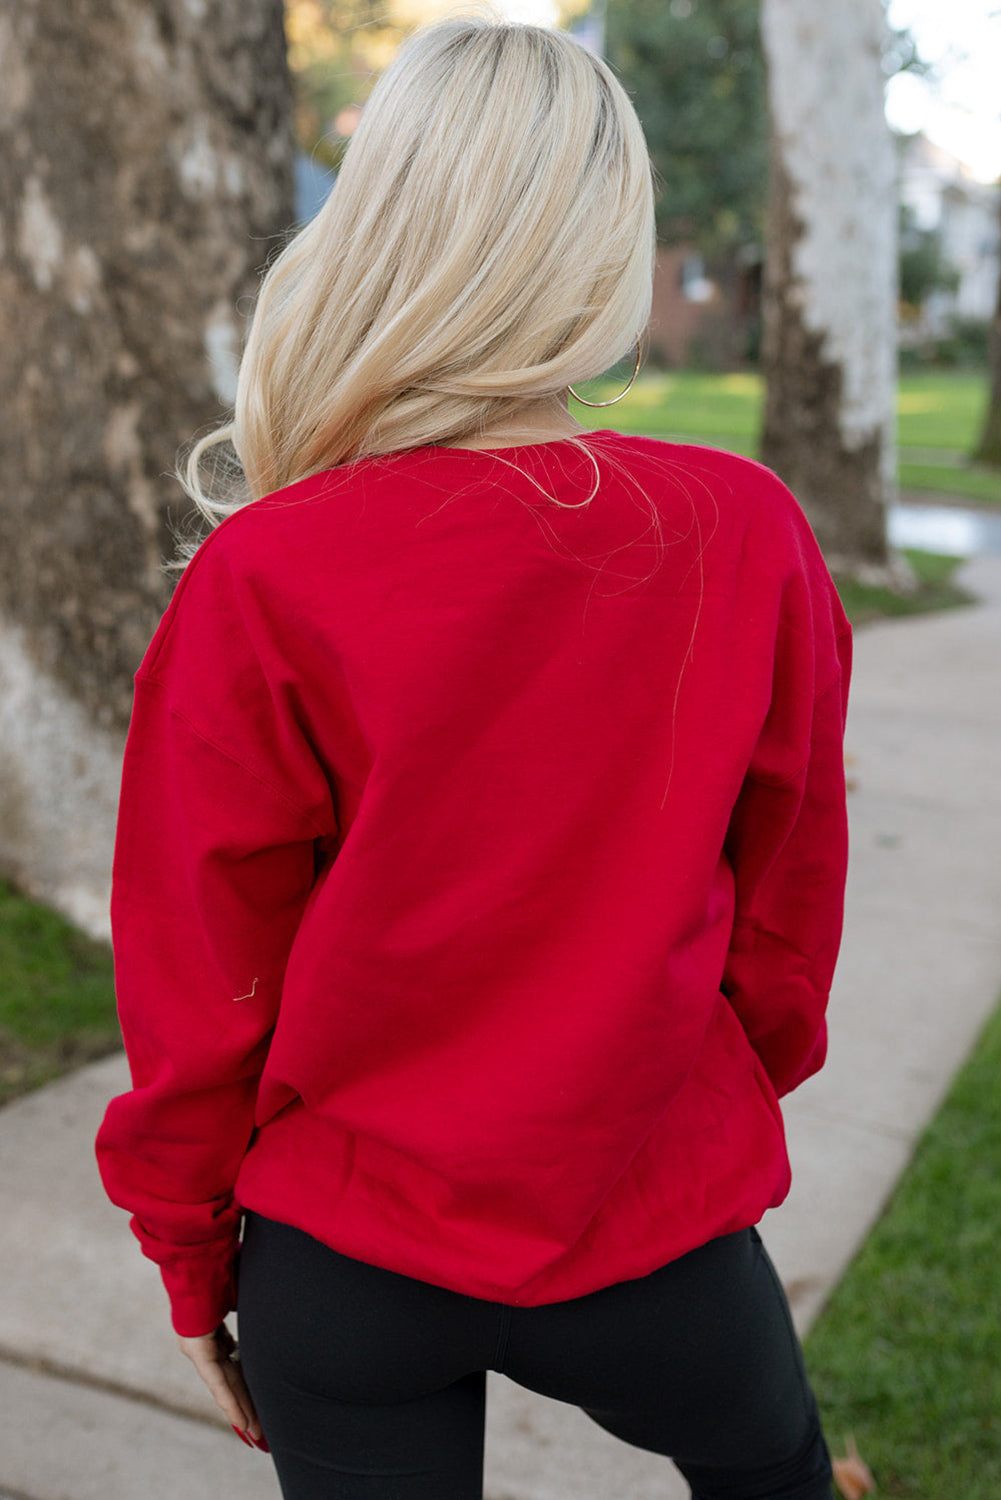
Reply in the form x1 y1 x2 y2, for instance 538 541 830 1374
568 336 644 408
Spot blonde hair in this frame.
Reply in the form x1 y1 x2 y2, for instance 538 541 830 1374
178 14 656 544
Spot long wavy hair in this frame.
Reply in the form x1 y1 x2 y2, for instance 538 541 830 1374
177 14 656 547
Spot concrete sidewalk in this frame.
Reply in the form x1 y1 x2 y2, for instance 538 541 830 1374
2 553 1000 1500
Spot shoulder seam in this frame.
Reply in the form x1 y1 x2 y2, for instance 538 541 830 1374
813 660 847 705
743 670 846 790
134 675 326 835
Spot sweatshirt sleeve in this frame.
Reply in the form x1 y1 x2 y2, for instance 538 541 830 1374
720 490 853 1098
95 528 335 1336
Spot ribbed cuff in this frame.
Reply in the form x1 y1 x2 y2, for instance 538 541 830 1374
161 1244 239 1337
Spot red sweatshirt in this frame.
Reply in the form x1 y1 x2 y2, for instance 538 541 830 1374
95 432 851 1338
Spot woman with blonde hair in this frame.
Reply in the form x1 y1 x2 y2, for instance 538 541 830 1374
96 15 850 1499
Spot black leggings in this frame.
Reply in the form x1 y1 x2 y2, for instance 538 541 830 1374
236 1212 833 1500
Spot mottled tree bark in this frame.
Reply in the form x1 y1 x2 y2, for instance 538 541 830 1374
0 0 294 930
760 0 901 581
973 199 1001 467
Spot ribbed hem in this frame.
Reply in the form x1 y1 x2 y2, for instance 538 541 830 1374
234 1037 790 1308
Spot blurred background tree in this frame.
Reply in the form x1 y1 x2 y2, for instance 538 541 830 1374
588 0 926 371
0 0 993 968
759 0 898 579
599 0 925 261
603 0 767 261
0 0 294 931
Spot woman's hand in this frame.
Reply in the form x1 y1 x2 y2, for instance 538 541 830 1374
177 1322 268 1449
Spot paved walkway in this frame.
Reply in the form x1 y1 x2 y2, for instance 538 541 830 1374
2 553 1000 1500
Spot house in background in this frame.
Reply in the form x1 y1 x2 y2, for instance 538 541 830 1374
897 132 1000 344
650 132 999 370
647 244 761 370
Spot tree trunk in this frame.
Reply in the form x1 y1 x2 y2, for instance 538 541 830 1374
0 0 294 932
973 199 1001 467
759 0 900 581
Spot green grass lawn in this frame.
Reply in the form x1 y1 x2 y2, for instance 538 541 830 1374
896 461 1000 507
895 373 988 452
571 369 1001 506
806 992 1001 1499
0 877 119 1106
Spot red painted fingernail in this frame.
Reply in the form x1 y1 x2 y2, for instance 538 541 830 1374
231 1424 254 1448
252 1434 271 1453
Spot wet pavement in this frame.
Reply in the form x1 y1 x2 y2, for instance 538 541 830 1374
891 497 1001 556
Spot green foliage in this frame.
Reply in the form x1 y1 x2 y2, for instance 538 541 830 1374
930 318 991 371
899 206 963 353
603 0 767 257
286 1 402 169
806 994 1001 1498
900 231 961 314
602 3 925 262
0 878 119 1106
899 323 991 375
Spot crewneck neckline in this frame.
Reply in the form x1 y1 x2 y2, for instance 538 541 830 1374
424 429 618 457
